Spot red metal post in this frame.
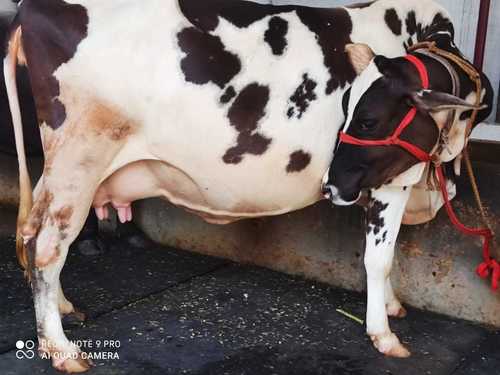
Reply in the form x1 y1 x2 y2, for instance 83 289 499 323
473 0 491 70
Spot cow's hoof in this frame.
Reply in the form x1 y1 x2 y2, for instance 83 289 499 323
71 309 87 322
62 309 87 327
387 304 407 318
53 352 93 373
370 333 411 358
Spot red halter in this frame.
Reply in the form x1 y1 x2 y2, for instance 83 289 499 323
339 54 432 162
338 54 498 290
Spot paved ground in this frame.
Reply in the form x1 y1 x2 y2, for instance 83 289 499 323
0 207 498 375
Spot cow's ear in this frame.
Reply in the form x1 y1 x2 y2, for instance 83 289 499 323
345 43 375 75
411 90 487 113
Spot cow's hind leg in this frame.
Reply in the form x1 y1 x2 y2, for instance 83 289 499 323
32 181 85 323
28 239 91 372
23 106 130 372
25 177 105 372
364 186 411 358
26 188 108 371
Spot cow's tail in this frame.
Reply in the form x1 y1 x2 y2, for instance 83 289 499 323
3 26 33 270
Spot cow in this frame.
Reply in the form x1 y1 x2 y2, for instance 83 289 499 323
3 0 492 372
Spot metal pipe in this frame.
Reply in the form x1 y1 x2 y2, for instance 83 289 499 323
473 0 491 69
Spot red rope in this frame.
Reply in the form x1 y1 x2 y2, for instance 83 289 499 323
435 165 499 290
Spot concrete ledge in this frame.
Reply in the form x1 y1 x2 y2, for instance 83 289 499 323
135 161 500 327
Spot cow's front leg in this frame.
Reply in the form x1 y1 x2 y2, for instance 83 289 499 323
364 186 411 358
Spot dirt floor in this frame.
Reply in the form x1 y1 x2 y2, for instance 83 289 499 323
0 207 498 375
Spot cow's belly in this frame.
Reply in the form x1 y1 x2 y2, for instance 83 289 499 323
94 159 324 224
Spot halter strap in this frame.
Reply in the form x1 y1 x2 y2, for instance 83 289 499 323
338 54 433 162
404 54 430 89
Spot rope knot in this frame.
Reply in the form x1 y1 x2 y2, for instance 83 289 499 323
476 259 500 291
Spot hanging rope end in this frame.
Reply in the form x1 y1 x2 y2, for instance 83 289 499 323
476 258 500 291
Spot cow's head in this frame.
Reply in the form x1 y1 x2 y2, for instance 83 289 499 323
323 43 486 206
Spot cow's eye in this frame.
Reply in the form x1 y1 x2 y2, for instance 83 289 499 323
360 120 377 131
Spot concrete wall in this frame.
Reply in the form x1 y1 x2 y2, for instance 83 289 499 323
0 0 16 15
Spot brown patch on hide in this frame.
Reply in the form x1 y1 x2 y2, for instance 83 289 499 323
35 96 134 148
108 123 134 141
85 102 135 141
53 205 74 232
23 190 54 237
35 245 61 268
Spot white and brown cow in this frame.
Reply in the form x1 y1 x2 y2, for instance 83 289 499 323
3 0 492 372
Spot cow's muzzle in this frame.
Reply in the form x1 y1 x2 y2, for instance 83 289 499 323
322 184 361 206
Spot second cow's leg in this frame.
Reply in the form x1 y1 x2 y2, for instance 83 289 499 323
385 277 407 318
364 186 411 357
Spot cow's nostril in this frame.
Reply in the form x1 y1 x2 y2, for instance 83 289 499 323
322 184 338 199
